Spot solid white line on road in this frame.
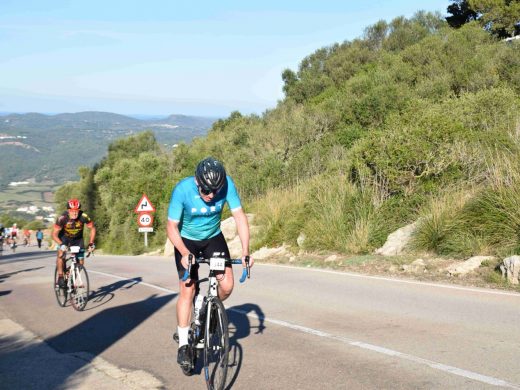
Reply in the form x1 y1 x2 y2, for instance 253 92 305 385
89 268 520 389
258 263 520 297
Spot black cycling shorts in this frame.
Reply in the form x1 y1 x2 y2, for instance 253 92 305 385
60 236 86 259
174 232 231 280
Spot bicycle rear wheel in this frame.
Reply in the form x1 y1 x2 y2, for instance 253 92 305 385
203 298 229 390
70 265 90 311
54 267 67 307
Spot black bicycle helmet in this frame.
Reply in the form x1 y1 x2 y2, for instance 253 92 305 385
195 157 226 192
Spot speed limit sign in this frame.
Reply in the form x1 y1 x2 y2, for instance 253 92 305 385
137 213 154 227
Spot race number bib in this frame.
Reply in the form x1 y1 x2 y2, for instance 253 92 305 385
209 257 225 271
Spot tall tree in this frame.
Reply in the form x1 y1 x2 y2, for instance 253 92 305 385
446 0 479 28
447 0 520 38
469 0 520 38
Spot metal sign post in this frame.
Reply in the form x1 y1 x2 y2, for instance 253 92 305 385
138 227 154 246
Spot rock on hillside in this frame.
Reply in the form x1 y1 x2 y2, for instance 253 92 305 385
375 222 417 256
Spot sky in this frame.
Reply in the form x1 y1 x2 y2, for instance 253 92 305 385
0 1 451 118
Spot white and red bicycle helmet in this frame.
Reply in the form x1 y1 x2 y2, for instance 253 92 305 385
67 198 81 210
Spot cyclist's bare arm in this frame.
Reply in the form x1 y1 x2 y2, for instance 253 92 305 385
87 223 96 249
231 208 254 268
51 225 63 247
167 219 192 269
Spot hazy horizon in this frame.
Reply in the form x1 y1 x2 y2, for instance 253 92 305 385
0 1 450 117
0 110 221 120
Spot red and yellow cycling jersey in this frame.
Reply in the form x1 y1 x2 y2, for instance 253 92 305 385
54 211 94 239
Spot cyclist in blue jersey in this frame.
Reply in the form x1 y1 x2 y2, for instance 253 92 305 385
167 157 254 368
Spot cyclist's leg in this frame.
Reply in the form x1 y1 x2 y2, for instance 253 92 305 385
203 233 234 301
174 238 201 327
56 236 72 280
174 237 202 344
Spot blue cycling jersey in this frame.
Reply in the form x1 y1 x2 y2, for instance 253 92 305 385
167 176 242 240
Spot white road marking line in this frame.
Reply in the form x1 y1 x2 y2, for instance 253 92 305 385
89 268 520 388
258 263 520 297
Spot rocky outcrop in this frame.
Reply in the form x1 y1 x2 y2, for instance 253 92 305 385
401 258 426 273
375 222 417 256
221 214 256 258
500 255 520 285
251 244 289 260
445 256 494 277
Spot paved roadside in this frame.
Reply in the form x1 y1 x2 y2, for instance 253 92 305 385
0 315 164 390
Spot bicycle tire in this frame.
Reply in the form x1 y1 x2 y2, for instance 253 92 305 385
70 265 90 311
203 298 229 390
54 267 67 307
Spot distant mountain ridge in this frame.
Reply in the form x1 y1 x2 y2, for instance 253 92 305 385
0 111 217 129
0 111 217 188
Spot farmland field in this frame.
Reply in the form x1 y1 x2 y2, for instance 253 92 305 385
0 182 57 213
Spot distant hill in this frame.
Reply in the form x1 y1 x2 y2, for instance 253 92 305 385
0 111 217 188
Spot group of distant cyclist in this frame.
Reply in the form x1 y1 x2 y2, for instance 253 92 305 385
0 223 19 253
8 156 252 382
0 223 46 254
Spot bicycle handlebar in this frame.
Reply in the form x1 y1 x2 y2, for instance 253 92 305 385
182 255 251 283
61 245 95 259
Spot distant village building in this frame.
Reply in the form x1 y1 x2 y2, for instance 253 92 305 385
8 181 30 186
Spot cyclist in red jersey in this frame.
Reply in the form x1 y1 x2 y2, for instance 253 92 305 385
52 199 96 288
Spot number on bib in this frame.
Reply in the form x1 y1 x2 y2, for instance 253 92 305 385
209 257 225 271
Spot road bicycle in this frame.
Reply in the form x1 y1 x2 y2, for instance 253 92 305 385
175 254 250 390
54 245 92 311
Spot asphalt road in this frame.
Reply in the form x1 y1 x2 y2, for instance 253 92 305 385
1 246 520 389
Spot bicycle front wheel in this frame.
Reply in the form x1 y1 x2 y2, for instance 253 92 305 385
70 265 90 311
203 298 229 390
54 267 67 307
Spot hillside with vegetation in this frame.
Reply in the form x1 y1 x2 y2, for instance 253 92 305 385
0 111 215 189
55 8 520 264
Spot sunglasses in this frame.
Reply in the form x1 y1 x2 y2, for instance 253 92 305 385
198 185 217 196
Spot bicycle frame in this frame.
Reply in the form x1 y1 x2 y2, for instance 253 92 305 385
66 256 80 293
58 245 91 311
177 254 250 385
